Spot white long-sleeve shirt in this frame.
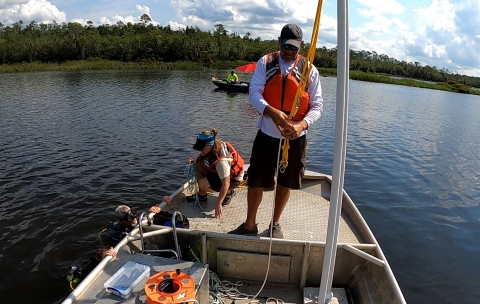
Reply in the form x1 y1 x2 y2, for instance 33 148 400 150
249 52 324 138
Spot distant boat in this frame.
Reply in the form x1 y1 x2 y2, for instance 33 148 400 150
211 76 249 93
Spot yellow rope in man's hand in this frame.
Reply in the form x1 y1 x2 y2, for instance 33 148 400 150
279 139 290 173
279 0 324 172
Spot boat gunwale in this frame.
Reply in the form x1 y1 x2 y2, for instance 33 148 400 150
130 225 379 249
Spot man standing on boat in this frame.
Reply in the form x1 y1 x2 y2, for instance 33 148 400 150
229 23 324 238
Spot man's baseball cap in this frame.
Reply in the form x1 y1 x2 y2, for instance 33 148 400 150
280 24 303 48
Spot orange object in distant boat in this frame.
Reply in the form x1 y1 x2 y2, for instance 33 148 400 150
235 62 257 73
145 269 196 304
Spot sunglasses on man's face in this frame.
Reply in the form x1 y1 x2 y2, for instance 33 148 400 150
123 209 137 222
281 44 299 51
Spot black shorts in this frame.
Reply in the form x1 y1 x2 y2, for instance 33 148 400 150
207 173 242 192
247 130 306 189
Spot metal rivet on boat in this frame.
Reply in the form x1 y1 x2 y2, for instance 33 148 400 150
148 284 156 290
224 261 230 268
158 296 166 301
182 278 190 284
163 274 171 279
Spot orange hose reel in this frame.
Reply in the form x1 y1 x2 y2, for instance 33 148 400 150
145 269 196 304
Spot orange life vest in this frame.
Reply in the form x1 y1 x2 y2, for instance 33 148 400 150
262 52 310 121
198 141 244 179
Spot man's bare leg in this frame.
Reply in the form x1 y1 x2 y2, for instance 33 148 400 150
273 184 290 223
245 186 263 228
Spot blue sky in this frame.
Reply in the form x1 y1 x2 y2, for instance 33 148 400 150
1 0 479 77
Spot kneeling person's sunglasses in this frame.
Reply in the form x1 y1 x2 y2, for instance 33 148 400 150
281 44 299 51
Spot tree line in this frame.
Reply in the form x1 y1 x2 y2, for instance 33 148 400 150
0 18 479 89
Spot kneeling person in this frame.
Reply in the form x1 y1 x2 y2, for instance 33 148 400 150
187 128 245 219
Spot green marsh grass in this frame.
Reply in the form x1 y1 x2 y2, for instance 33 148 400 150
323 69 480 96
0 59 204 73
1 61 478 95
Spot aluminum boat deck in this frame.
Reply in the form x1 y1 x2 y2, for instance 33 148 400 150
161 170 363 244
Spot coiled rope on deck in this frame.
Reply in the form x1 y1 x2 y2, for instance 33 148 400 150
184 163 197 195
184 163 207 218
209 264 284 304
188 246 283 304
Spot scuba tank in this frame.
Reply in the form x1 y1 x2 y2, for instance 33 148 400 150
66 265 83 285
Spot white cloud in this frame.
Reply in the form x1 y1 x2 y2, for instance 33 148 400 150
167 20 186 30
423 43 446 58
350 0 480 76
391 16 407 30
402 0 480 74
96 5 158 26
165 0 480 76
411 0 455 35
170 0 323 39
99 15 136 25
357 8 374 18
397 29 417 45
356 0 404 14
0 0 23 9
361 12 394 34
135 5 150 16
0 0 66 25
0 2 160 27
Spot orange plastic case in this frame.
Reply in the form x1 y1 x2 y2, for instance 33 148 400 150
145 269 196 303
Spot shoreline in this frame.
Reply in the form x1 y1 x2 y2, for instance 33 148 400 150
320 68 480 96
1 60 479 96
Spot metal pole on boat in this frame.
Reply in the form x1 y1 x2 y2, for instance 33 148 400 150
147 180 191 220
318 0 350 302
159 180 190 209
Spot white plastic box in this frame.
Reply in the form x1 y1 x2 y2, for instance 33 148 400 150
104 261 151 299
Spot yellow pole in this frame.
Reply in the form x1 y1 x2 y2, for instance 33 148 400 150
279 0 324 171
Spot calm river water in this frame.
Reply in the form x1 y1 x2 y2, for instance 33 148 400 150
1 70 479 304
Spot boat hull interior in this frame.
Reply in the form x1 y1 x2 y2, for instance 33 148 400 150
63 170 404 304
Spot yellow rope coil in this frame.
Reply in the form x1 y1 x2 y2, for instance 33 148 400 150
279 0 324 172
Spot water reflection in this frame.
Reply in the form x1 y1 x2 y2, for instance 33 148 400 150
1 70 480 304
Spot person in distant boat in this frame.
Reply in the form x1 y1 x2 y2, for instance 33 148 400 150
169 129 245 219
228 24 324 239
227 70 239 84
